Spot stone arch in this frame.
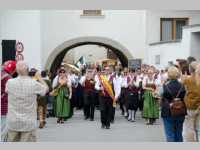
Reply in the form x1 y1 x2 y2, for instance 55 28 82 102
45 36 134 75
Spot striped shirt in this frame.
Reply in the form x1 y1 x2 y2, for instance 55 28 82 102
5 76 48 132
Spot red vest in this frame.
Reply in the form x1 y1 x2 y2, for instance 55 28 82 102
84 79 94 92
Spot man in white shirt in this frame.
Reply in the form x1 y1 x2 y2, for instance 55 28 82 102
96 68 113 129
5 61 49 142
93 68 102 109
120 69 131 117
110 71 122 123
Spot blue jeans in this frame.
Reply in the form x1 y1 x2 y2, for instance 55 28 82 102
163 116 185 142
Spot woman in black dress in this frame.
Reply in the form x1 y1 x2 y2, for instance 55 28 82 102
126 78 139 122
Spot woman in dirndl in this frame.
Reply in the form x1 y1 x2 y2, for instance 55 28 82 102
142 69 159 125
51 68 72 124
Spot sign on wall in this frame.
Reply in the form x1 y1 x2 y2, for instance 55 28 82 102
82 10 102 16
15 41 24 61
128 59 142 70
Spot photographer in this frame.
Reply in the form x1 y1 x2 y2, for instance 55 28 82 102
5 61 49 142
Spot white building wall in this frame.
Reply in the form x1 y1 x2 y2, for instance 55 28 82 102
148 42 190 70
147 26 200 69
40 10 147 69
190 29 200 61
0 10 42 70
1 10 199 70
146 10 200 69
146 10 200 44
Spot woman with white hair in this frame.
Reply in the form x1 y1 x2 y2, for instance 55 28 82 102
181 62 200 142
161 66 186 142
5 61 48 142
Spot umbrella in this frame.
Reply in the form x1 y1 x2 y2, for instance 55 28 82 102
63 63 81 73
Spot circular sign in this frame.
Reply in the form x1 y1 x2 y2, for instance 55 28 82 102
16 42 24 53
16 53 24 61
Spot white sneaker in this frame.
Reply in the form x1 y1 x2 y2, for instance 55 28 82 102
131 111 135 122
124 112 128 117
128 114 131 121
131 117 135 122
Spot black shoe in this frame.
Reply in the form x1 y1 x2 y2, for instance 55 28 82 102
146 122 153 125
84 116 89 120
106 126 110 129
101 124 105 129
90 118 94 121
110 120 114 124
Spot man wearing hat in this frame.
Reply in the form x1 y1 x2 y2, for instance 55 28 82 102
1 60 17 141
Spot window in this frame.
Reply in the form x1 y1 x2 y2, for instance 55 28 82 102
160 18 188 41
155 55 160 65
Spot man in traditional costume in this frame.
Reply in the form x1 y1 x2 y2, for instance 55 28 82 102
120 68 131 117
109 68 122 123
80 69 96 121
97 67 116 129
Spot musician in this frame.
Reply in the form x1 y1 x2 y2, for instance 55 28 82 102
126 78 139 122
120 68 131 117
70 71 80 111
97 67 114 129
109 69 122 123
134 69 144 112
80 69 96 121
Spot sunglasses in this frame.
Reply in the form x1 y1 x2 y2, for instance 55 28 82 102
59 71 65 74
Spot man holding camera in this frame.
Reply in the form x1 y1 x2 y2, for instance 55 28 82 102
5 61 49 142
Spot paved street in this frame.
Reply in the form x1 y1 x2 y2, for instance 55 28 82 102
38 108 165 142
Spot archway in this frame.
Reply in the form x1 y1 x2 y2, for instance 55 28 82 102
45 36 133 76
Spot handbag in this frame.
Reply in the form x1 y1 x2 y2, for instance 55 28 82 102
166 84 187 117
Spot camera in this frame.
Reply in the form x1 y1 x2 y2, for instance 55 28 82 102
29 68 38 77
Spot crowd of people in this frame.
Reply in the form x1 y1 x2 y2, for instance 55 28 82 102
1 56 200 142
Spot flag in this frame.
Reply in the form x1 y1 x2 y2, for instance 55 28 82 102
75 56 86 68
